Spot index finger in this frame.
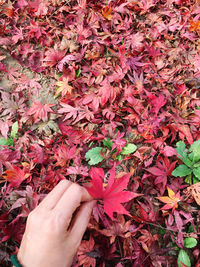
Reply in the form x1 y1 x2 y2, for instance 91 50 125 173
53 183 93 228
37 180 72 211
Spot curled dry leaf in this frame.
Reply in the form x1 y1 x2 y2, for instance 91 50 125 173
186 183 200 206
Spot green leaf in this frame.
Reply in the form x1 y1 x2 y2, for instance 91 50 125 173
193 162 200 168
177 249 191 267
121 143 137 155
172 165 192 177
176 141 192 167
193 175 200 184
85 147 105 165
188 152 194 162
188 224 197 233
76 68 81 78
185 173 192 185
184 237 197 248
116 154 122 161
193 167 200 179
196 106 200 110
176 141 187 158
189 140 200 162
0 138 14 146
88 141 94 148
103 138 113 150
10 121 18 139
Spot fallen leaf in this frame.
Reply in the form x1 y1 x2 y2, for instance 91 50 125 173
102 6 112 20
27 101 55 123
55 77 73 97
85 165 141 220
2 166 30 187
186 183 200 206
156 187 182 212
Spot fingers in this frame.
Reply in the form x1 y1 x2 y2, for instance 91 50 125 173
37 180 72 210
69 200 96 242
53 183 93 227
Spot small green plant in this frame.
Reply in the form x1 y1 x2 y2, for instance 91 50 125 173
0 121 19 147
76 68 81 78
85 138 137 166
177 237 197 267
172 140 200 184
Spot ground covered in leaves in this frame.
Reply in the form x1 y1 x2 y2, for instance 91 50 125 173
1 0 200 266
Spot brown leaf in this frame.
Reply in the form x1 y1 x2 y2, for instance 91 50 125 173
186 183 200 206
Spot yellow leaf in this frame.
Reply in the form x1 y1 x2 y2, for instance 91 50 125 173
56 77 73 97
167 187 176 199
156 187 182 212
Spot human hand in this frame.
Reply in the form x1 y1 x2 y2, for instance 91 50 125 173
17 180 96 267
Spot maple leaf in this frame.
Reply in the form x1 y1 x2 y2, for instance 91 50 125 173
156 187 182 212
57 54 80 72
0 120 9 139
98 79 120 106
1 92 26 119
138 229 159 253
102 6 112 20
26 20 46 40
35 1 48 16
58 103 94 124
189 20 200 32
2 166 31 187
178 124 194 145
27 101 55 123
97 215 131 244
111 132 127 154
66 165 89 177
17 0 28 10
10 185 40 213
146 156 177 195
85 165 139 220
127 56 147 71
43 49 65 67
1 0 14 17
12 26 24 44
27 144 47 164
55 77 73 97
77 236 96 267
127 32 144 51
54 145 76 167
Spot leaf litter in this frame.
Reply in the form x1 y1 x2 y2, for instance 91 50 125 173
0 0 200 266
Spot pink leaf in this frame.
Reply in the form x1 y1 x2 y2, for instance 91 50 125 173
27 101 54 123
162 146 177 157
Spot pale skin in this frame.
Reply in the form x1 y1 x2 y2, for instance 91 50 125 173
15 179 96 267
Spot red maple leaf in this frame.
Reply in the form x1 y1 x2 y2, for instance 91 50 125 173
2 166 31 187
98 78 120 106
27 101 54 123
77 236 96 267
43 49 65 67
54 145 76 167
85 165 140 220
58 103 94 124
111 131 127 154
